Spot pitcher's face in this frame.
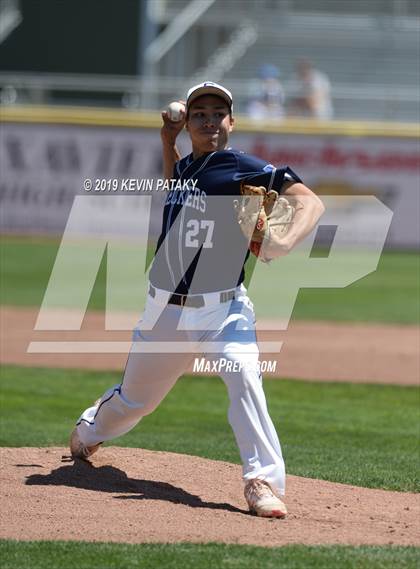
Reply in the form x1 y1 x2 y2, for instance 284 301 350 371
186 95 234 157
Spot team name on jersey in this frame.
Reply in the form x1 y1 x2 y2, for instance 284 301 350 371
165 185 207 213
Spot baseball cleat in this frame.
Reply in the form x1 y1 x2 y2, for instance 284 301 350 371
69 427 102 460
244 478 287 518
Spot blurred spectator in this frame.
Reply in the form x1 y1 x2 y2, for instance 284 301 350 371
289 59 333 120
247 64 285 121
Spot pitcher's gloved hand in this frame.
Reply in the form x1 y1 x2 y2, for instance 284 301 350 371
235 182 295 260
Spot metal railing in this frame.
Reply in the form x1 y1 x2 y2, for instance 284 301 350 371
1 71 418 122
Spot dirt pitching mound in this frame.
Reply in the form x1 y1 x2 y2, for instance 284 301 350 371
1 447 418 547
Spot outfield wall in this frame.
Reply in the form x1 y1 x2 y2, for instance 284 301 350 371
1 106 419 247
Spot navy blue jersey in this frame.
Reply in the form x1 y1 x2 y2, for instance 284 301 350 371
149 148 301 294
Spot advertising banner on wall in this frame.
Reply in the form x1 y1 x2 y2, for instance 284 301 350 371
1 121 419 247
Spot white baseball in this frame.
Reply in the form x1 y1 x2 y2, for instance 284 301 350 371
166 101 185 122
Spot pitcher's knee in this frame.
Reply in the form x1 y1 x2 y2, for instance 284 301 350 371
117 387 160 417
222 364 262 399
95 387 147 420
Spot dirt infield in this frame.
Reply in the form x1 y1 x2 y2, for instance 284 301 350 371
1 447 418 547
1 307 419 547
1 306 419 384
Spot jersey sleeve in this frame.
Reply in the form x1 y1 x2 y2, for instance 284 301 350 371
173 157 184 180
234 152 302 193
173 153 193 180
172 162 179 180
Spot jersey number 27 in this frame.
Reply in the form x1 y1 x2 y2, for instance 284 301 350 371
185 219 214 249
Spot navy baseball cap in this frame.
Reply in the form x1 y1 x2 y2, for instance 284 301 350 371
186 81 233 111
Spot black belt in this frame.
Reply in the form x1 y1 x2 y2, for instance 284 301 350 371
149 285 235 308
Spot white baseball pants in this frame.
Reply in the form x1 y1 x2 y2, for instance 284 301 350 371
76 284 286 496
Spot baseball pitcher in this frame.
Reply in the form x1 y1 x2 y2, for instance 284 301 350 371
70 81 325 518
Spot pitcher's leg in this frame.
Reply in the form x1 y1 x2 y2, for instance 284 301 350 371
207 292 286 497
218 349 286 496
77 350 193 447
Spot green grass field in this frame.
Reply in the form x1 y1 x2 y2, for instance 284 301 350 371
1 236 419 323
1 237 419 567
0 541 418 569
1 366 418 492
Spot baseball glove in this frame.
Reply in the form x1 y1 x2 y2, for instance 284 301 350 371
235 182 295 260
